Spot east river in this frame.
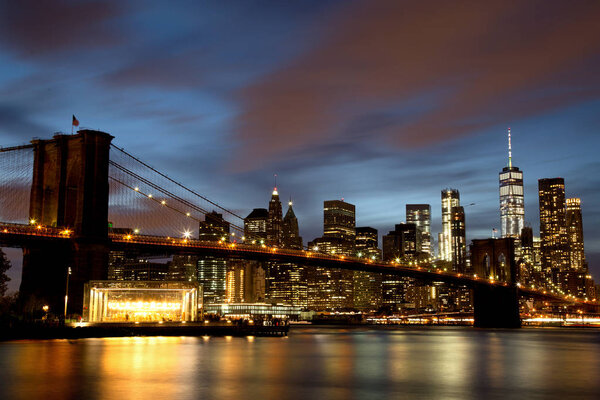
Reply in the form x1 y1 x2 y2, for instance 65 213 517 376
1 327 599 400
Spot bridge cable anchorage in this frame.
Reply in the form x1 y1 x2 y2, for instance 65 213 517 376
110 144 246 221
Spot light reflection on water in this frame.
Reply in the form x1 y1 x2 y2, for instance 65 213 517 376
1 327 599 400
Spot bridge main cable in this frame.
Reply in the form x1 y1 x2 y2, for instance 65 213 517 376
110 144 246 221
109 161 248 236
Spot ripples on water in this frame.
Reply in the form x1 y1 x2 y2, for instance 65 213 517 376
1 327 599 400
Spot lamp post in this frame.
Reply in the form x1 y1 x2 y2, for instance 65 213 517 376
64 266 71 320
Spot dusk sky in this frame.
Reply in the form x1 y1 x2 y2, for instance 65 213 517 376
2 0 600 291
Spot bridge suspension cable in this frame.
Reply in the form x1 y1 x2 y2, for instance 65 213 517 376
110 144 246 221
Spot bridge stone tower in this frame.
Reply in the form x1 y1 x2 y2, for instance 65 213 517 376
470 238 521 328
20 130 113 317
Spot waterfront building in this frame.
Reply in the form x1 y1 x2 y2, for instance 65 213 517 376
197 256 227 303
225 260 265 303
406 204 431 254
440 189 460 261
538 178 570 275
499 128 525 238
84 281 200 323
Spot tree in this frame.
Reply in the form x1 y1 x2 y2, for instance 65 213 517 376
0 248 11 297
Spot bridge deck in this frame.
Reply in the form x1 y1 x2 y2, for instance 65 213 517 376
1 222 595 306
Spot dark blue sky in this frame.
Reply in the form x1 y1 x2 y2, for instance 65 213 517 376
2 1 600 291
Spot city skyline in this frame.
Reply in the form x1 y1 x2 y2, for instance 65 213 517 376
2 1 600 289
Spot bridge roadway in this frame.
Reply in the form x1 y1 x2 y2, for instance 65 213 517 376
0 222 593 306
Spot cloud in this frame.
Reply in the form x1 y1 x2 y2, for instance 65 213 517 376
0 0 123 57
234 0 600 170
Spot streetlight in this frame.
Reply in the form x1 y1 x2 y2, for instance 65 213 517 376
64 266 71 320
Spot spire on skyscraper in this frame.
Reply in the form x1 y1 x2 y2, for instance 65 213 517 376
508 127 512 168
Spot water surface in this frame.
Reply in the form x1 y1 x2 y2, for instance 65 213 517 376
1 327 599 400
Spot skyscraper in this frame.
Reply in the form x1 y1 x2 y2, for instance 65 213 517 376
499 128 525 238
440 189 460 261
197 212 230 303
406 204 431 254
354 227 382 311
324 200 356 242
382 223 418 261
267 187 283 246
282 200 303 249
538 178 569 273
267 200 307 307
306 199 356 310
566 198 586 272
451 206 466 272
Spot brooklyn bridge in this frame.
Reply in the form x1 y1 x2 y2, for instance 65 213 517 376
0 130 596 328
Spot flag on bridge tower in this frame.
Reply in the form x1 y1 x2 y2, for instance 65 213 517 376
71 115 79 134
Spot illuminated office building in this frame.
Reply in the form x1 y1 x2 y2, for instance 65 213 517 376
306 200 356 310
538 178 569 273
440 189 460 261
244 208 268 243
354 227 382 311
499 128 525 238
451 206 466 272
197 212 229 303
566 198 586 272
198 211 230 242
324 199 355 242
406 204 431 254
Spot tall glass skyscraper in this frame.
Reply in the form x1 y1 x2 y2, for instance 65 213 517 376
499 128 525 238
440 189 460 261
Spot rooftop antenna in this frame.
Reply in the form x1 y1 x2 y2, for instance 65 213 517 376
507 127 512 168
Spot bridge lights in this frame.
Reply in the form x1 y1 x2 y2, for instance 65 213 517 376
183 231 191 239
134 187 139 191
186 212 191 217
148 194 152 198
161 200 166 205
134 229 139 234
29 219 36 225
36 225 42 230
